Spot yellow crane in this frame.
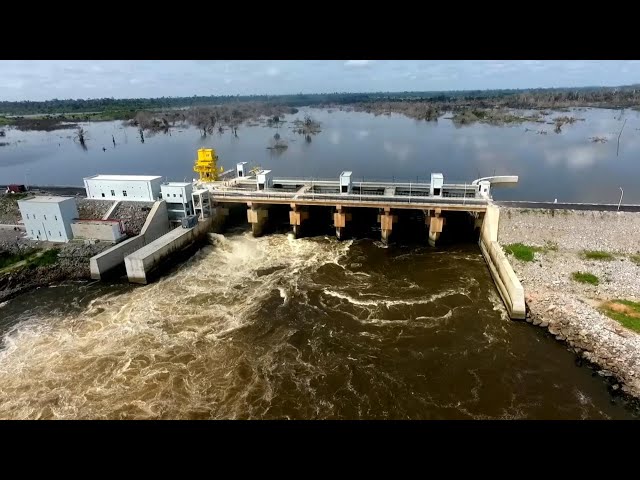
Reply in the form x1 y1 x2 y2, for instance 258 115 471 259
193 148 224 181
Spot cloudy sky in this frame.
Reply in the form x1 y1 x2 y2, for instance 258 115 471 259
1 60 639 101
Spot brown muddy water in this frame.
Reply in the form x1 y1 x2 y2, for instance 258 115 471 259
0 230 637 419
1 107 639 419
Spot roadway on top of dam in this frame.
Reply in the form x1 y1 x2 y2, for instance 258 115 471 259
203 178 489 212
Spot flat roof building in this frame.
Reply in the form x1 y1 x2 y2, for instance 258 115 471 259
18 196 78 243
84 174 162 202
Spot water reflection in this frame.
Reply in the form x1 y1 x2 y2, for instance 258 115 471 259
0 107 638 202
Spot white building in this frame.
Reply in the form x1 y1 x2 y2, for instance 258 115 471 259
237 162 248 178
340 171 352 194
430 173 444 197
256 170 273 190
83 174 162 202
18 196 78 243
160 182 194 221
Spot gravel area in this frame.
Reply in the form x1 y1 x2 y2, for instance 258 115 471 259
109 201 154 236
500 207 640 398
0 194 24 225
77 199 115 220
498 208 640 254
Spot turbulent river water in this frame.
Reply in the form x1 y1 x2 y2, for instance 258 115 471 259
1 107 639 419
0 231 637 419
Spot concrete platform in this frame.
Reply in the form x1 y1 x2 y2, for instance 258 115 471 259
124 217 213 284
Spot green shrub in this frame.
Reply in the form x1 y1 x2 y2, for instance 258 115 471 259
504 243 536 261
571 271 599 285
582 250 614 261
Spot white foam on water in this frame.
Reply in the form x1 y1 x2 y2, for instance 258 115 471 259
0 232 352 419
323 288 467 308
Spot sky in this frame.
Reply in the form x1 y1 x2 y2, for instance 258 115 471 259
1 60 639 101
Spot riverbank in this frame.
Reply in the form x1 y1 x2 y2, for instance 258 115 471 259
498 207 640 398
0 190 153 302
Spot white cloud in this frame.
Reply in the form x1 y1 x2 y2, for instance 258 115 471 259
266 67 280 77
344 60 372 68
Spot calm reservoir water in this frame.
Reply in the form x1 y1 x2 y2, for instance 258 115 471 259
0 108 638 419
1 107 639 203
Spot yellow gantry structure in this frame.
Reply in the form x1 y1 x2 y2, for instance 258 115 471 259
193 148 223 181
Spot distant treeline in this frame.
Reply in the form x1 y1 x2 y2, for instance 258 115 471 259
3 84 640 116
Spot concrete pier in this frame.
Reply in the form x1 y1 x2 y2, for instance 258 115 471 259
334 206 351 240
289 204 309 238
247 203 268 237
379 207 397 244
427 209 445 247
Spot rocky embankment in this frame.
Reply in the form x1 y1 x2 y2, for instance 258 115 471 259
0 241 110 303
0 192 153 303
109 202 154 236
499 208 640 398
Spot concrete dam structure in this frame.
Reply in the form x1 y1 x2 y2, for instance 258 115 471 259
197 171 525 319
85 162 525 320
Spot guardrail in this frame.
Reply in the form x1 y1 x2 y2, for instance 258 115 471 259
209 188 488 207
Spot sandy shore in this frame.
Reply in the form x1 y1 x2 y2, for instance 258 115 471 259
499 207 640 398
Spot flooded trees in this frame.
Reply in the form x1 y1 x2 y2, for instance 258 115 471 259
75 127 88 150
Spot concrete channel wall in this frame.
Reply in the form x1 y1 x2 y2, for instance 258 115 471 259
479 204 526 319
89 201 170 279
124 216 214 284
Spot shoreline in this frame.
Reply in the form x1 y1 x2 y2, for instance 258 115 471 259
499 207 640 399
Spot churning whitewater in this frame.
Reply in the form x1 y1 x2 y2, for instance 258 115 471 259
0 232 635 419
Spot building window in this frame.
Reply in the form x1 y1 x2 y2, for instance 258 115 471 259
173 194 176 197
31 230 34 235
59 231 62 237
123 191 128 197
179 193 182 198
38 230 41 236
44 215 47 220
55 215 58 221
26 214 30 219
33 214 36 219
48 231 51 237
101 193 105 197
111 190 115 196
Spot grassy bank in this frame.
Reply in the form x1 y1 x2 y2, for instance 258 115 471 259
600 300 640 333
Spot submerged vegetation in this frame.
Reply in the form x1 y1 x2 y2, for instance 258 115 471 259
571 271 599 285
600 299 640 333
3 84 640 131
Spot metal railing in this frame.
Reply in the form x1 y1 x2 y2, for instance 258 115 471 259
209 188 488 206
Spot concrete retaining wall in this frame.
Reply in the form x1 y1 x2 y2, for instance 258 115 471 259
89 200 170 280
71 221 126 243
125 216 214 284
479 204 526 319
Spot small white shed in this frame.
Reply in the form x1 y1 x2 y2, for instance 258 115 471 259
237 162 248 178
430 173 444 197
256 170 273 191
340 171 353 194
